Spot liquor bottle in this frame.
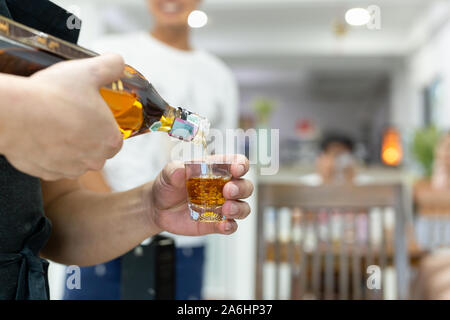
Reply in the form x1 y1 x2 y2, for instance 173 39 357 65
0 15 209 142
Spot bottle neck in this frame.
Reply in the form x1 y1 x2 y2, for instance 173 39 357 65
147 105 209 143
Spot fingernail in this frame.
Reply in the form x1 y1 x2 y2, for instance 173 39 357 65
230 202 239 215
239 164 246 176
225 221 233 232
229 184 239 197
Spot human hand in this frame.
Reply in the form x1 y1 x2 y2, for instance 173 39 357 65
147 154 253 235
2 54 125 180
316 153 335 184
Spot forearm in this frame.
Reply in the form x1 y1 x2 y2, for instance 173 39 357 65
42 182 162 266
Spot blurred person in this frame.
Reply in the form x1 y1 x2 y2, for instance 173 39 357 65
415 251 450 299
316 134 356 184
414 132 450 215
299 133 358 186
410 134 450 300
432 132 450 189
64 0 239 300
0 0 253 300
414 132 450 251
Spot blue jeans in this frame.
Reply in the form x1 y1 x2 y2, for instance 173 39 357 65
175 246 205 300
63 246 205 300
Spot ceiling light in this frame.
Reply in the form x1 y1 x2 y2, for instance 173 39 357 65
345 8 370 26
188 10 208 28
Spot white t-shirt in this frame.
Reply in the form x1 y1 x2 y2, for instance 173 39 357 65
91 32 239 247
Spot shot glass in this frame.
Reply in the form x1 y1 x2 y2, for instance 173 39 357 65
185 161 232 222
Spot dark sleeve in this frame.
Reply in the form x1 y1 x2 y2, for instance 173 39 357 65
0 0 81 44
0 0 11 18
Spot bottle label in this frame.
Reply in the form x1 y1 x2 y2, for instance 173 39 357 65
187 114 200 126
169 118 198 141
149 121 162 132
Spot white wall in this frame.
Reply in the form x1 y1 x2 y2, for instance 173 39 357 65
407 20 450 130
390 61 418 131
239 76 389 141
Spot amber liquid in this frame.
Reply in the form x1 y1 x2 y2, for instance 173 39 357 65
0 43 172 139
99 89 143 138
186 176 231 207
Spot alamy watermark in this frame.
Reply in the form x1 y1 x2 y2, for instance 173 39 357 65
367 5 382 30
170 128 280 176
366 265 381 290
66 5 82 30
64 4 381 31
66 265 81 290
65 263 382 292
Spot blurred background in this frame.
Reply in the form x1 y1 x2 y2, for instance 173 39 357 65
48 0 450 300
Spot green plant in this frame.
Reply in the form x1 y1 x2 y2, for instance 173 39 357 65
411 126 441 177
252 98 276 125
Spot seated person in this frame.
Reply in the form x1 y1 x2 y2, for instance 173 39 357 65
416 250 450 299
316 134 355 184
413 133 450 300
432 132 450 189
299 133 371 186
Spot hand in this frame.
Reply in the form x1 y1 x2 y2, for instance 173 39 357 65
147 155 253 235
316 153 335 184
1 54 125 180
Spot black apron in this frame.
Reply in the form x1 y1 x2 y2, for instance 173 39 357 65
0 0 81 300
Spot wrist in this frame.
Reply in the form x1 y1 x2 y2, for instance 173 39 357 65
141 181 164 235
0 74 28 152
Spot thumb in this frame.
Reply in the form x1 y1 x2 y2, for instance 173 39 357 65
85 53 125 88
161 161 186 189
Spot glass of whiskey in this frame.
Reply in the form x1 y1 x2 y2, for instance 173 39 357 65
185 161 232 222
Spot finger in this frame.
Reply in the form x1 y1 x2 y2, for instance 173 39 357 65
7 157 62 181
44 158 88 179
83 158 107 172
206 154 249 178
222 200 251 220
38 173 64 181
33 164 68 181
213 219 238 235
86 53 125 88
161 161 186 189
223 179 254 200
32 166 64 181
102 133 124 159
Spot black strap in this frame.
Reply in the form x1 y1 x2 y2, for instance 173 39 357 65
0 217 52 300
0 0 11 18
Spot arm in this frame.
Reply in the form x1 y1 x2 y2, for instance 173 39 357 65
40 178 159 266
0 54 124 181
41 155 253 266
79 170 111 193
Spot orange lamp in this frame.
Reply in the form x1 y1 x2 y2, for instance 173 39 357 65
381 128 403 166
